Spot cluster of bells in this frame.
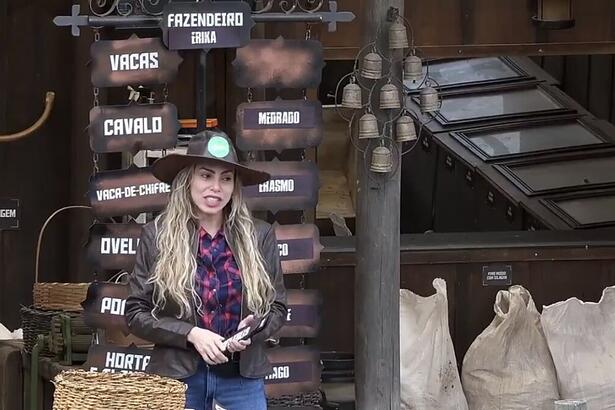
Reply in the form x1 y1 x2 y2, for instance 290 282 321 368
339 21 440 173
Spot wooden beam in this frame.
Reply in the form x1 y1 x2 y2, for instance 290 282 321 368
355 1 402 409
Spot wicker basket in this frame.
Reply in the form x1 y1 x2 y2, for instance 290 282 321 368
33 206 91 312
20 305 58 356
33 282 89 312
52 370 186 410
267 391 323 408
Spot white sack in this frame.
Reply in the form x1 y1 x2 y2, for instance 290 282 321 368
541 285 615 409
400 278 468 410
462 285 559 409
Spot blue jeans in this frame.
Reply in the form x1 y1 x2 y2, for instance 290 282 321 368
181 361 266 410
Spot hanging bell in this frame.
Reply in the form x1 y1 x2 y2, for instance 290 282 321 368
404 55 423 82
341 80 362 109
370 145 393 173
420 86 440 113
361 52 383 80
359 113 379 139
379 83 401 110
388 21 409 49
396 115 417 142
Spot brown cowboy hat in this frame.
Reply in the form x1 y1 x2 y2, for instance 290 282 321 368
151 130 270 186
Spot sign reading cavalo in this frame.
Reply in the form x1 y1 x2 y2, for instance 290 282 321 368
88 165 170 217
86 223 143 271
236 99 323 152
242 161 319 212
161 1 253 50
89 103 180 154
90 35 182 88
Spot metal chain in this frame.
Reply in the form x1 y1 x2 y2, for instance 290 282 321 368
247 88 253 103
305 23 312 40
163 83 169 102
94 28 101 42
92 152 100 174
93 87 100 107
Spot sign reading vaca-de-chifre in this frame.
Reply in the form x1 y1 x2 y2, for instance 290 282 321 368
235 99 323 152
85 344 155 373
242 161 319 212
89 103 180 154
82 282 131 334
86 223 143 271
90 35 183 88
274 224 323 274
264 346 321 397
233 37 325 89
88 165 170 218
0 199 20 230
161 0 254 50
276 290 322 339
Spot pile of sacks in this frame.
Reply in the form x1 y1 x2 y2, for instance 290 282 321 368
400 280 615 409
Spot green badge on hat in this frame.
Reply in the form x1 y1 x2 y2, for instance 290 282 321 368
208 135 230 158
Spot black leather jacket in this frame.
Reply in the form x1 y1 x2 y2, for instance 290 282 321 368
125 218 287 379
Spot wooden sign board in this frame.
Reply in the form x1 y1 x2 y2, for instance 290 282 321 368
81 282 131 334
161 0 254 50
276 289 322 338
89 103 180 154
242 161 319 212
86 223 143 271
90 35 182 87
84 344 155 373
88 165 170 218
236 99 323 152
264 346 321 398
233 37 325 89
0 199 19 230
275 223 323 274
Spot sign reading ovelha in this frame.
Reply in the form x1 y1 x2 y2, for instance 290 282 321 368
0 199 20 230
233 37 325 89
275 223 323 274
242 161 319 212
85 344 156 373
82 282 131 334
276 290 322 338
88 165 170 218
90 35 182 88
161 1 254 50
264 346 321 397
86 223 143 271
236 99 323 152
89 103 180 154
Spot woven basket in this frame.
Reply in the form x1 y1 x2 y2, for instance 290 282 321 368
267 391 323 408
52 370 186 410
33 206 91 312
20 305 57 356
33 282 89 312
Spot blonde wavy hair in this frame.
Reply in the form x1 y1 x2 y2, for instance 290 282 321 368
148 164 275 319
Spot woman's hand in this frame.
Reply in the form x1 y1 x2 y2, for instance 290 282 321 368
226 315 255 353
187 327 228 365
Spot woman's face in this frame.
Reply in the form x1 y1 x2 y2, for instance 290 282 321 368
190 161 235 217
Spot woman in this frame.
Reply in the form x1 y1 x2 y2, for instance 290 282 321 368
126 130 287 410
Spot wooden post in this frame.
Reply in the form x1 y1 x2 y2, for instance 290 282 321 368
355 1 403 409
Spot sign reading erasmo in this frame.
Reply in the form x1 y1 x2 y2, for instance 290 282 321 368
88 165 170 218
161 1 254 50
89 103 180 154
90 35 182 88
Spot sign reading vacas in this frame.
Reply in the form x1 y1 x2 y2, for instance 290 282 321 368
161 1 254 50
90 35 183 88
88 165 170 218
89 103 180 154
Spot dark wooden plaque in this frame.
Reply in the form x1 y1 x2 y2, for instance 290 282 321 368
236 99 323 152
90 35 182 87
264 346 321 398
274 223 323 274
233 37 325 89
86 223 143 271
